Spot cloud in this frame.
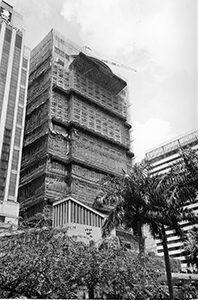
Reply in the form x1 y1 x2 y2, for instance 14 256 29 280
61 0 133 57
132 118 175 161
60 0 196 161
60 0 163 59
61 0 197 75
9 0 53 17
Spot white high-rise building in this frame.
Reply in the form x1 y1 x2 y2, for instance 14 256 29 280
0 1 30 230
145 130 198 269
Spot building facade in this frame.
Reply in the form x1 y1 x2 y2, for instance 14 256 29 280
0 1 30 228
53 196 139 249
145 129 198 269
18 29 134 218
53 196 105 244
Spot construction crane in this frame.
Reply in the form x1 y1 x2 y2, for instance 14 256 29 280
83 46 137 72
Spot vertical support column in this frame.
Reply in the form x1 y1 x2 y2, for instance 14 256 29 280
4 31 25 202
0 21 6 65
57 204 60 227
75 202 77 223
68 199 71 224
52 205 56 227
59 203 62 226
0 27 16 162
63 202 66 225
14 46 30 201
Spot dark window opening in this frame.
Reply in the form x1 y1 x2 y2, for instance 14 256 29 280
15 34 22 49
0 215 5 223
4 28 12 42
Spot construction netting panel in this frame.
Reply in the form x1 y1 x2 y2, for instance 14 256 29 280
30 30 53 75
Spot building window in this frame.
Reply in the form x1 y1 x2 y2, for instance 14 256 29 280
22 58 28 69
15 34 22 49
16 106 24 125
0 29 11 117
8 173 17 197
4 27 12 42
21 69 27 86
11 149 19 170
0 216 5 223
14 127 22 147
18 87 25 105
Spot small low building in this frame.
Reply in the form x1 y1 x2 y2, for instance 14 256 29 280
53 196 140 251
53 196 105 244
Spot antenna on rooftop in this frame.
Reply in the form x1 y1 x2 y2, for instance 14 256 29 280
83 46 137 72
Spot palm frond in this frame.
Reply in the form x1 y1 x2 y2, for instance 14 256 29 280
102 202 125 238
183 226 198 269
93 175 125 208
179 146 198 188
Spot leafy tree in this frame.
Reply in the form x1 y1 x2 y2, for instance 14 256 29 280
0 216 167 299
0 225 82 298
94 156 198 300
174 283 198 300
98 240 168 299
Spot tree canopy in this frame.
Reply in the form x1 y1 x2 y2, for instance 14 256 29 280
94 147 198 300
0 220 168 299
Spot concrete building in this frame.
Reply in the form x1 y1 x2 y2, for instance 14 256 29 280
53 196 139 249
53 196 105 244
18 29 134 219
145 129 198 269
0 1 30 230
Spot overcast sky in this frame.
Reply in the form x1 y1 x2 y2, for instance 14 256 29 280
8 0 198 160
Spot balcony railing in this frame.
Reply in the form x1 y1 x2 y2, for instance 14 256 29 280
146 130 198 161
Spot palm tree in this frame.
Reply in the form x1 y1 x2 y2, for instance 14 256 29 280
179 146 198 190
94 161 150 257
145 167 198 300
94 158 198 300
146 147 198 299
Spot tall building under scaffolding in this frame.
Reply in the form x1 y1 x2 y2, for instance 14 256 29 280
18 29 134 218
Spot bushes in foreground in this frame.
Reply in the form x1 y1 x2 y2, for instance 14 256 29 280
0 224 167 299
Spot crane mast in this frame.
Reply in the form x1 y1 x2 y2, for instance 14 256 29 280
83 46 137 72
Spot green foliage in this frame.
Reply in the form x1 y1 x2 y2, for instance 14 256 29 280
95 155 198 242
183 226 198 270
179 146 198 190
0 226 80 298
94 147 198 300
0 222 167 299
174 283 198 300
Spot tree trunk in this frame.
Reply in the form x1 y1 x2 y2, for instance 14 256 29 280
88 287 95 299
137 224 146 290
137 224 145 262
138 235 145 260
162 225 174 300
